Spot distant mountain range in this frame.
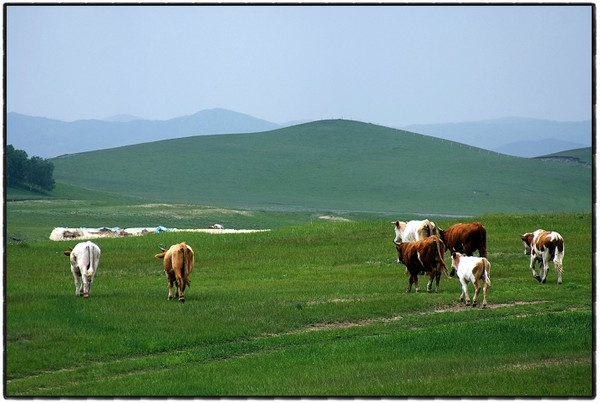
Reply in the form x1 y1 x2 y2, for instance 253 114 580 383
6 109 592 159
6 108 281 158
401 117 591 158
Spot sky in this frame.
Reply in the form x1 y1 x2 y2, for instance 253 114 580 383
6 4 593 127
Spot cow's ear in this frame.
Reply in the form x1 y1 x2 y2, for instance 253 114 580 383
155 252 166 259
64 251 71 256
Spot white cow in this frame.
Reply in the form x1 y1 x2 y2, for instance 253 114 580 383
64 241 101 298
393 219 437 244
450 252 491 307
392 220 437 267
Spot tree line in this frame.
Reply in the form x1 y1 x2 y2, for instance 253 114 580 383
7 145 55 192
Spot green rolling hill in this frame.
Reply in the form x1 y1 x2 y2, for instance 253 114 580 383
50 119 592 216
535 147 592 166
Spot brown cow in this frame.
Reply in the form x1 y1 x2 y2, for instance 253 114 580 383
394 235 449 293
438 222 487 257
155 242 195 302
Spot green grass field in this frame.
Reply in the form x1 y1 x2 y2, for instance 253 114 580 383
5 189 593 396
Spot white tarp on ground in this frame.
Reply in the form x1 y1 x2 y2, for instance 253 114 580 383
49 226 269 241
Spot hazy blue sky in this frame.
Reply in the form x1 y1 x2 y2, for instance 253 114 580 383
6 4 592 126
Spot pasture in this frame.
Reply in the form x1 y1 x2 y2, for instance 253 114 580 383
4 205 593 396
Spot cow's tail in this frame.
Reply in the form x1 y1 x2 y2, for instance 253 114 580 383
479 224 488 257
85 243 95 278
483 259 491 286
180 244 192 288
434 237 451 278
554 237 564 272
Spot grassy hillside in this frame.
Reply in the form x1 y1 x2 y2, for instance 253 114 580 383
536 147 592 165
51 120 591 216
5 212 593 396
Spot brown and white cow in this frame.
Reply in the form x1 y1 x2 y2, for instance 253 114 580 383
394 235 449 293
392 219 437 244
155 242 195 302
438 222 487 257
450 252 491 307
520 229 564 284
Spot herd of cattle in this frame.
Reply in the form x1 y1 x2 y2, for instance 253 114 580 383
63 219 565 307
392 219 564 307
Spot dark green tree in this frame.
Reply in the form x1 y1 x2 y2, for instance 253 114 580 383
6 144 29 187
6 145 55 192
27 156 55 192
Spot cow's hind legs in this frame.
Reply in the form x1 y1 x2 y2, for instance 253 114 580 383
530 256 542 282
175 275 186 302
481 283 488 308
555 262 563 285
82 276 92 298
459 280 470 306
166 271 176 300
407 274 419 293
72 269 83 296
472 280 482 307
427 273 440 293
426 273 433 293
178 284 185 303
540 263 549 284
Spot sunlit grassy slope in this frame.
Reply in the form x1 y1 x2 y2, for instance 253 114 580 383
51 119 591 215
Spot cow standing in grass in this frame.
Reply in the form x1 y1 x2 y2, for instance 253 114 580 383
64 241 101 298
155 242 195 302
392 219 437 245
394 235 449 293
393 219 438 275
450 252 491 307
438 222 487 257
520 229 564 284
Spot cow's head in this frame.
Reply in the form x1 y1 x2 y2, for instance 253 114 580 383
520 233 534 255
392 221 406 243
63 246 74 257
428 221 438 237
155 245 168 259
393 240 407 264
450 252 461 277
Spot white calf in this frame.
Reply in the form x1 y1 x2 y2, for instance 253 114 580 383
64 241 101 298
450 252 490 307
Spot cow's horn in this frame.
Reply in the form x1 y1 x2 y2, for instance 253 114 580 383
158 244 167 252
